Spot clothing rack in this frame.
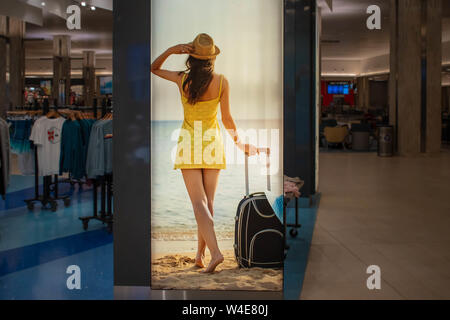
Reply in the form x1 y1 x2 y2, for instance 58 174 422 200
24 141 71 212
91 97 112 119
57 106 98 188
53 104 111 121
101 98 113 118
62 173 87 189
7 110 43 117
79 173 113 233
93 98 98 119
24 99 72 212
79 115 113 232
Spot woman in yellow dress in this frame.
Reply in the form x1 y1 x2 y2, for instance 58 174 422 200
151 33 258 273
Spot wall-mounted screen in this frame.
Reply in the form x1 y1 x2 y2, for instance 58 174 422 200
327 82 350 95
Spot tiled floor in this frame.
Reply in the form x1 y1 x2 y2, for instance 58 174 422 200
9 150 450 300
300 151 450 299
0 176 113 300
1 173 318 300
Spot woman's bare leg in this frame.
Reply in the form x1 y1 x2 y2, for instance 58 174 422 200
196 169 221 268
181 169 223 273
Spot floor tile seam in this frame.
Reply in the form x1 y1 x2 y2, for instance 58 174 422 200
314 222 407 299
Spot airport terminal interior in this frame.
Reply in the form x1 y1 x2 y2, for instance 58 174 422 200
1 0 450 299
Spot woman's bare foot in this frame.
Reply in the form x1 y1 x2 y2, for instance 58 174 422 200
195 253 205 268
203 253 224 273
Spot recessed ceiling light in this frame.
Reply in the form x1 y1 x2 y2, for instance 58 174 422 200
91 6 96 10
81 1 86 6
41 2 46 6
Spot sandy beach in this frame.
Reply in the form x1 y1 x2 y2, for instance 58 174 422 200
151 241 283 291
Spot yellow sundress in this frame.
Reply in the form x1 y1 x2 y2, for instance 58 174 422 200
174 73 226 170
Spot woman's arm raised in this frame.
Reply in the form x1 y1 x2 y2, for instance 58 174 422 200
220 77 259 156
151 44 193 83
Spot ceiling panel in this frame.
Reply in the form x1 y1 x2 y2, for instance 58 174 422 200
25 4 112 59
321 0 450 77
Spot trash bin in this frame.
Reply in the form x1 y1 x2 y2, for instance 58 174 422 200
378 125 394 157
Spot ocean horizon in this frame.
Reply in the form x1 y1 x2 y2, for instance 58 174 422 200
150 119 283 240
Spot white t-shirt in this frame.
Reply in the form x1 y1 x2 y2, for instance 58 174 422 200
30 117 66 176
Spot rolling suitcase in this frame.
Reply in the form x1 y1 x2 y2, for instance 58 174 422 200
234 148 285 268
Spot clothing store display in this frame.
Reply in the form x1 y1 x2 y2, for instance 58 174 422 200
19 110 98 212
8 117 35 176
80 173 113 232
9 118 33 154
86 120 113 178
29 116 66 176
59 119 96 180
59 120 84 180
80 115 113 231
79 119 96 160
78 118 96 175
0 118 11 198
174 73 226 170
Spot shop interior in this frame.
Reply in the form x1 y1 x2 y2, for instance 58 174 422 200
0 1 113 299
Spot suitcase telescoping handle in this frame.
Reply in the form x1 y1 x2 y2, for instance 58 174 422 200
245 147 271 196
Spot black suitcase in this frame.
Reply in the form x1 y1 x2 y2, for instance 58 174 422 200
234 149 285 268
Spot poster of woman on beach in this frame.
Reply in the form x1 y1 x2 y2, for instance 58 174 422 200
150 0 284 291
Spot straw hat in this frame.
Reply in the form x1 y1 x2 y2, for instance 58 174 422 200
189 33 220 60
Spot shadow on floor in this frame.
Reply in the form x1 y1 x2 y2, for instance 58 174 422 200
283 194 321 300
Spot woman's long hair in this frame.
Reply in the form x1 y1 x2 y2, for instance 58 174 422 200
181 56 214 105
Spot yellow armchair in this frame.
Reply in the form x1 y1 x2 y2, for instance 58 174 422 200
324 126 349 149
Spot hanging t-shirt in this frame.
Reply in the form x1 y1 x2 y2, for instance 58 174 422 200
17 152 35 176
86 120 112 178
29 117 66 176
